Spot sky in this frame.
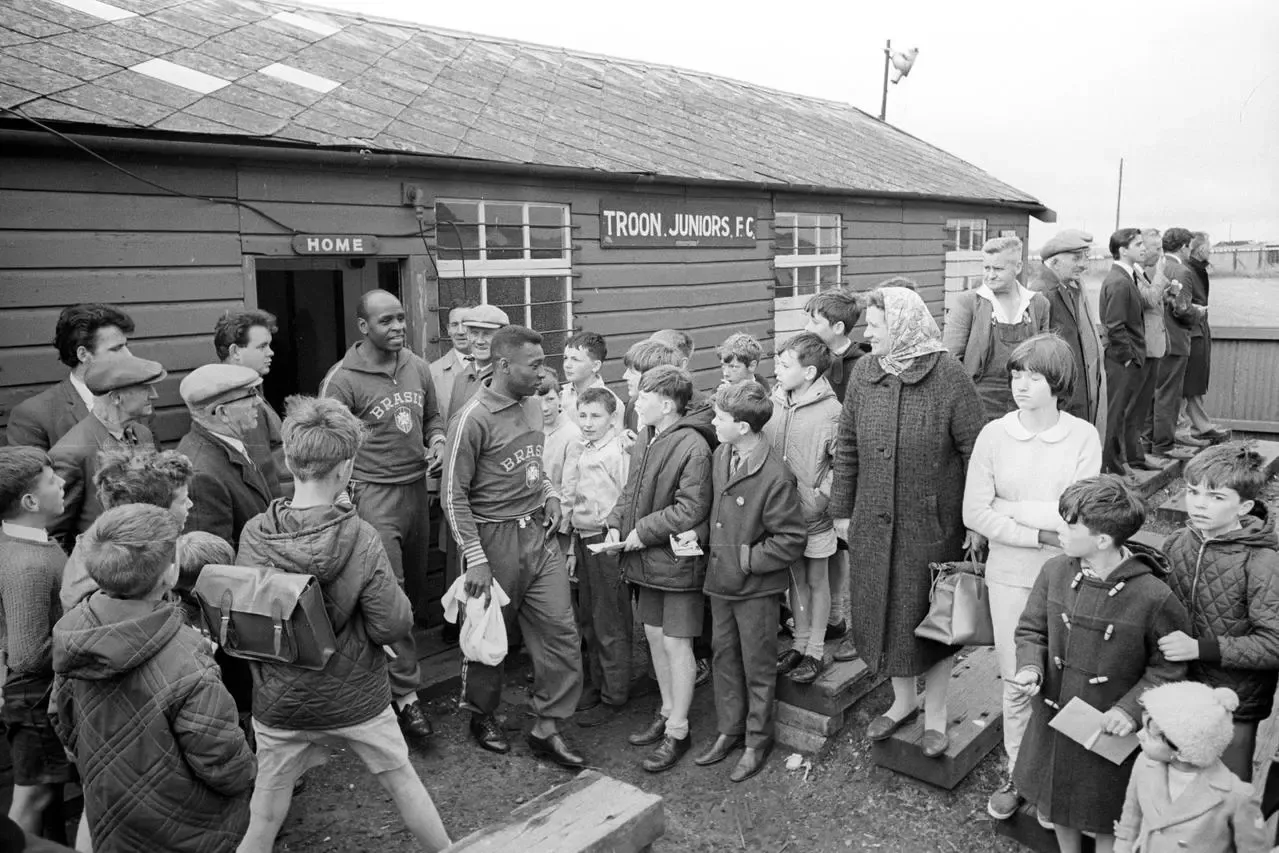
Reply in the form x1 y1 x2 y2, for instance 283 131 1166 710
302 0 1279 249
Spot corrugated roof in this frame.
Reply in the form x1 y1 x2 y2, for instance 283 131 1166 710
0 0 1043 209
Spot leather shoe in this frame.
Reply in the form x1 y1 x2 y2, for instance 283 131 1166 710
866 707 919 741
469 713 510 754
396 701 434 740
628 712 667 746
730 742 772 782
776 649 803 675
1193 427 1229 441
694 734 745 766
921 729 949 758
527 731 586 769
576 690 601 713
576 701 622 729
832 635 860 662
641 733 690 773
1128 457 1160 472
788 655 822 684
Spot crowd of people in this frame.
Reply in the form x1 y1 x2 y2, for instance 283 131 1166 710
1 224 1276 853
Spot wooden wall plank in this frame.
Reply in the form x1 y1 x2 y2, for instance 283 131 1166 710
576 246 771 266
580 259 770 289
0 155 237 198
0 302 240 349
579 280 769 309
237 202 425 236
580 301 772 339
0 190 241 232
0 232 243 268
0 268 246 308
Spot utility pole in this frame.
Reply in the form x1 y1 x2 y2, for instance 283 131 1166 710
879 39 891 121
1114 157 1124 231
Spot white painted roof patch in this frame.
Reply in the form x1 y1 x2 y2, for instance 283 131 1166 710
131 58 231 94
258 63 341 93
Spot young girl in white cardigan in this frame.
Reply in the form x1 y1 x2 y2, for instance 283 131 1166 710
962 332 1102 822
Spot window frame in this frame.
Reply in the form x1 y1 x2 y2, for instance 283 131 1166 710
945 218 988 252
773 211 843 299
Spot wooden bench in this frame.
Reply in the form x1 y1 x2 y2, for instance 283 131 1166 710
773 654 883 754
441 770 663 853
871 646 1003 789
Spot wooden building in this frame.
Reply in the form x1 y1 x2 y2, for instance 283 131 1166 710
0 0 1051 443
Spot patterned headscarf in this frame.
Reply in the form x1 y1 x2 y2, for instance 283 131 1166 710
877 287 947 376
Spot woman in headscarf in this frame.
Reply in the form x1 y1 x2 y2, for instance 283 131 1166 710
830 285 985 757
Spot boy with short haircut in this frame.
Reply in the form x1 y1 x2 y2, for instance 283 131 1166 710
620 339 683 435
1156 442 1279 782
234 395 450 853
651 329 694 370
536 367 582 505
1012 475 1190 852
716 332 766 389
0 447 70 839
563 387 633 726
561 331 624 433
174 530 234 629
605 365 713 772
52 504 256 852
698 382 806 782
764 333 841 684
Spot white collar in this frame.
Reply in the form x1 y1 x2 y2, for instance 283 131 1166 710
975 283 1034 324
208 430 249 459
1116 259 1136 278
999 409 1076 444
584 430 619 451
68 371 95 409
2 521 49 543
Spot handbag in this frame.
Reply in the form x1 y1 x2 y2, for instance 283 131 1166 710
914 548 994 646
194 564 338 671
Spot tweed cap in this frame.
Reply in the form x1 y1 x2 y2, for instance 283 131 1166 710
1140 681 1238 767
461 304 509 329
1040 229 1094 260
84 353 166 394
180 364 262 410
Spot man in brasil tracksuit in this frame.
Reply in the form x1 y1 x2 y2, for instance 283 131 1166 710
320 289 443 741
443 325 587 769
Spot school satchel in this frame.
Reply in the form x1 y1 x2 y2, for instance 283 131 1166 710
914 549 994 646
194 564 338 671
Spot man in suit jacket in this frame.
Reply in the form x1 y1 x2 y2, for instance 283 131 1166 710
49 353 164 551
177 364 272 551
1030 231 1106 432
429 303 476 425
7 304 135 449
213 309 290 499
1098 228 1149 476
1150 228 1209 461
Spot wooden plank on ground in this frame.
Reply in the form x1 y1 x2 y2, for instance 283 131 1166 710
774 656 882 718
441 770 663 853
993 803 1095 853
871 646 1003 790
1156 490 1187 525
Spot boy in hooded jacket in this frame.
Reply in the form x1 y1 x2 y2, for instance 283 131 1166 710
51 504 255 853
234 396 450 853
763 333 841 684
1156 443 1279 782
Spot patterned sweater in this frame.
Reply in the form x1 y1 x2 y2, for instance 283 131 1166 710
0 526 66 716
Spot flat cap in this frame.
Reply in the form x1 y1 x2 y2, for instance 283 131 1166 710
84 353 166 395
461 304 509 330
180 364 262 410
1040 229 1094 260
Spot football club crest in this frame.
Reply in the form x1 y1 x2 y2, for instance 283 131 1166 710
525 461 542 488
394 407 413 434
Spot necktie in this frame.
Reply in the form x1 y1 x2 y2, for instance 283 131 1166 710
730 454 741 476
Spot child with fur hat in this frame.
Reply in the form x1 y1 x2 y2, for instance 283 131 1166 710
1114 682 1269 853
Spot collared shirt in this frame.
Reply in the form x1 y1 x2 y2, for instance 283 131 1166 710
68 372 95 410
976 282 1035 324
94 412 125 441
207 429 252 463
1 521 49 543
1115 259 1136 280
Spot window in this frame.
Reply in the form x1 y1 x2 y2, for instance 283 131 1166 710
773 212 842 298
945 218 988 251
436 200 574 367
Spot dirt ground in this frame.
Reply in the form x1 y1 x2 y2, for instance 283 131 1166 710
274 657 1024 853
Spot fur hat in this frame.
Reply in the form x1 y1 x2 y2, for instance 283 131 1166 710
1139 682 1238 767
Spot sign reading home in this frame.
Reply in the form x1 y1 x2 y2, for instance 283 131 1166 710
291 234 381 255
600 196 758 248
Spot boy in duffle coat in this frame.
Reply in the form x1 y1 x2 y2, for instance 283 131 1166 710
696 381 806 782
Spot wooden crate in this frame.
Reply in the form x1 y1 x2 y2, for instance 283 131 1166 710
774 656 882 718
442 770 663 853
871 646 1003 789
993 803 1096 853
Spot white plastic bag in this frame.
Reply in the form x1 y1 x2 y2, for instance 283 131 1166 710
441 577 511 666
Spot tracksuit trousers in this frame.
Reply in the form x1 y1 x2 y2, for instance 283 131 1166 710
462 514 583 722
710 593 780 749
575 532 633 706
351 477 427 698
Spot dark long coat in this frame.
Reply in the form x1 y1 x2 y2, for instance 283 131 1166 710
49 414 155 551
829 351 984 676
1184 257 1213 396
178 423 272 551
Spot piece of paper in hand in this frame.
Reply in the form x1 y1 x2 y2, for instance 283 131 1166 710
587 541 627 555
670 532 703 556
1047 696 1139 765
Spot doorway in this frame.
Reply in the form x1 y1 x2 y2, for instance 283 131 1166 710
255 258 402 413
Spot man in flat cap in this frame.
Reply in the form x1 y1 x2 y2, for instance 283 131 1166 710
7 303 135 450
1030 230 1107 432
49 353 163 551
320 289 444 742
177 364 272 551
446 303 510 418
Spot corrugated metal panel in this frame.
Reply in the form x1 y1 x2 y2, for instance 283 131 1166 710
1205 326 1279 433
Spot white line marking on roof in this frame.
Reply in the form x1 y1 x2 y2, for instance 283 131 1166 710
131 58 231 94
45 0 136 21
269 11 342 37
259 63 340 94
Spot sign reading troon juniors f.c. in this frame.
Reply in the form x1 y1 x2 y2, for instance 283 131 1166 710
600 196 758 248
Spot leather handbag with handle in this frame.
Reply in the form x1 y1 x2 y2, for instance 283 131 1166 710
914 548 994 647
194 564 338 671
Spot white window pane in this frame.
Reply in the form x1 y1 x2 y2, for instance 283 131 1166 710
437 201 479 260
484 203 525 260
796 265 819 295
487 276 527 322
529 205 567 260
774 267 796 298
816 264 840 288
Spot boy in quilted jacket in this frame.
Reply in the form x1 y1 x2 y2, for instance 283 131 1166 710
52 504 255 853
763 332 841 684
234 396 450 853
1157 442 1279 782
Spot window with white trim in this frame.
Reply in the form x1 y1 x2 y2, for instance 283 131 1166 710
773 212 842 298
435 200 574 367
945 218 988 251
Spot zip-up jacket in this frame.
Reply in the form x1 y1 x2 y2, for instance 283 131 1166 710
823 340 871 404
704 441 806 600
606 410 713 592
444 382 557 572
320 342 444 484
1162 501 1279 721
763 377 840 536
